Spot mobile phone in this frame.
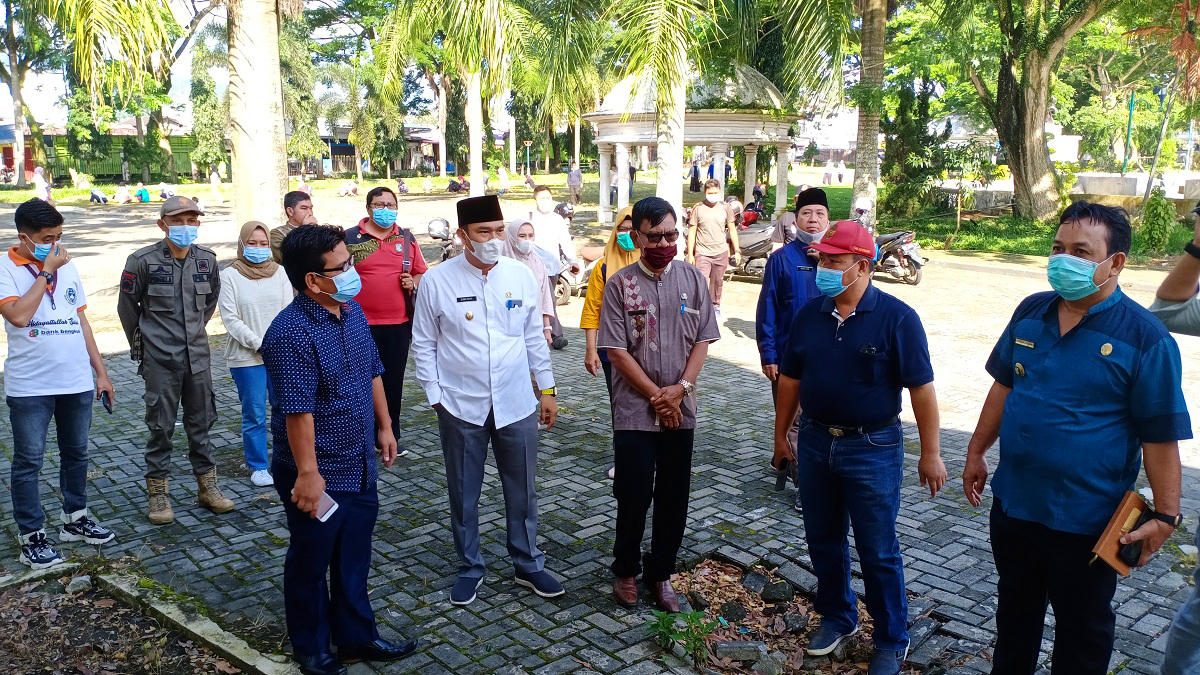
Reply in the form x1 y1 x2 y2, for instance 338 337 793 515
100 391 113 414
292 488 339 522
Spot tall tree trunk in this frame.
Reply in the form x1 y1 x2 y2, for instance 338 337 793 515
314 153 325 179
354 145 363 183
995 53 1059 221
655 55 687 212
465 69 484 196
5 0 25 187
548 128 560 171
851 0 885 220
574 117 581 165
227 0 289 226
24 111 47 182
437 74 449 178
509 114 517 174
151 109 177 179
134 115 152 183
1143 79 1177 206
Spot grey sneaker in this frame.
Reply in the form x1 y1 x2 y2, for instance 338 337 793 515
867 646 908 675
19 530 64 569
806 622 857 656
59 509 115 545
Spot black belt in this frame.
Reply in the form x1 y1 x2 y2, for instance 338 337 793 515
803 416 899 437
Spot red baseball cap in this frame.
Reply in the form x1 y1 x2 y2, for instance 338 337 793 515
811 220 875 257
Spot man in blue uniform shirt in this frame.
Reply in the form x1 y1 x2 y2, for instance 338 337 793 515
757 187 826 500
964 201 1191 674
773 220 946 675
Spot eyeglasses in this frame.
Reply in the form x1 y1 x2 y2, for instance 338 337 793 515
639 230 680 244
319 258 354 275
369 202 398 209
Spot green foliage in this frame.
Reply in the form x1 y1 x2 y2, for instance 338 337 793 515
644 610 718 668
189 29 228 173
1140 187 1180 254
62 86 115 164
801 143 820 166
645 610 679 649
280 18 327 162
880 80 951 218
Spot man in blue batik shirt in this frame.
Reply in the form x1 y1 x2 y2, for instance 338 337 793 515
756 187 826 501
262 225 419 675
964 202 1192 675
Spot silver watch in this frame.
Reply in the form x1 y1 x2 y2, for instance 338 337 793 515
678 379 695 396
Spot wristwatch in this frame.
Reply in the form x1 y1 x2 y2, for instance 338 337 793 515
678 379 695 396
540 387 557 397
1185 241 1200 261
1150 510 1183 528
38 271 53 283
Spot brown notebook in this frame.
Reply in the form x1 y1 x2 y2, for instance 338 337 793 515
1091 491 1149 576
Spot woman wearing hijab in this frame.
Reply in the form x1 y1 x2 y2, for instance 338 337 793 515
688 161 702 193
580 205 640 479
32 167 52 204
217 221 294 487
503 217 555 346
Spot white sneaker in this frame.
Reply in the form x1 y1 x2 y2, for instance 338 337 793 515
250 470 274 487
607 467 615 480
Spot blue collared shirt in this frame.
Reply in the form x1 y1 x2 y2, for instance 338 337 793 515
756 241 820 366
986 288 1192 535
780 284 934 427
261 294 384 492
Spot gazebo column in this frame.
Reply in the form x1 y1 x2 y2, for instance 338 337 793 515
639 145 650 170
598 143 613 224
615 142 631 210
711 142 730 194
743 145 758 205
774 142 791 218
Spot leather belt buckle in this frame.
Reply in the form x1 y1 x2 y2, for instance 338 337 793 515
828 427 844 437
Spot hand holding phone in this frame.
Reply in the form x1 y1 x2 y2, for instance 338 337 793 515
100 391 113 414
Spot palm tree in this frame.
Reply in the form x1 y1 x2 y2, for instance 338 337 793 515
851 0 886 218
226 0 300 225
1 0 170 187
381 0 542 197
532 0 605 165
319 61 402 183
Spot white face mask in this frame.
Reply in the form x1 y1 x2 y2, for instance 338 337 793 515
468 237 505 265
516 239 534 255
705 193 721 204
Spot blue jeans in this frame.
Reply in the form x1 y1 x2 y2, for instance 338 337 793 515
230 365 275 471
1162 527 1200 674
795 418 908 651
7 391 93 535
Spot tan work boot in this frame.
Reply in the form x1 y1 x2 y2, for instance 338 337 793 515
196 469 235 514
146 477 175 525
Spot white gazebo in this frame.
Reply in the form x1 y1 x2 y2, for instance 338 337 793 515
584 64 799 223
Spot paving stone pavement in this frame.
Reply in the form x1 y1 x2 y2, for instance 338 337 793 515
0 248 1198 674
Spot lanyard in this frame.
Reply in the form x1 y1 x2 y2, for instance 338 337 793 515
24 265 55 310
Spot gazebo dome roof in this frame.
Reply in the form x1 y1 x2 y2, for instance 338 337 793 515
595 64 787 115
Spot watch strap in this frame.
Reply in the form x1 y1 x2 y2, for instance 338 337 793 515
540 387 556 397
38 270 53 282
1150 510 1183 527
1185 241 1200 261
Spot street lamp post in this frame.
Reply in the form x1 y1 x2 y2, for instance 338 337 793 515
523 140 533 175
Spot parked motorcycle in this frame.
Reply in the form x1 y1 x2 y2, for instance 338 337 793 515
427 217 460 261
873 230 924 285
732 221 774 277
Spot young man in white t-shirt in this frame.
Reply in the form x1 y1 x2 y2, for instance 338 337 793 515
0 199 115 569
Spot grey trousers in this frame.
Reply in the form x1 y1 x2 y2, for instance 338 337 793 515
436 407 544 579
140 359 217 479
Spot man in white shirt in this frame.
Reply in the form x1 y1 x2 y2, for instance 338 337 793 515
530 185 576 350
1 199 116 569
567 162 583 204
412 194 566 606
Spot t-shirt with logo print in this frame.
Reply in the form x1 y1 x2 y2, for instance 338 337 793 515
0 248 93 397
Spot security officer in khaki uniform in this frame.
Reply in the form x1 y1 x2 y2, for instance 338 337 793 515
117 196 235 524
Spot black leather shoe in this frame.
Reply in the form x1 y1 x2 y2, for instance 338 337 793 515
339 637 420 664
296 653 347 675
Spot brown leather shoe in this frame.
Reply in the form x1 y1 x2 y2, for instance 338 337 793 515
612 577 638 607
651 580 680 612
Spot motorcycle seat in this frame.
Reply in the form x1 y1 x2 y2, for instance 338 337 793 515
875 231 909 245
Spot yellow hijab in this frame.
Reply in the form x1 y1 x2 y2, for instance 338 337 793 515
602 205 640 273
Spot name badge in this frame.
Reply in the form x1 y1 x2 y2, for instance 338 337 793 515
797 265 814 272
682 307 700 315
627 309 647 316
506 299 523 309
456 296 477 303
1015 338 1035 349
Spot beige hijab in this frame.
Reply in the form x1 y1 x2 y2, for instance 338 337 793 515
229 221 279 281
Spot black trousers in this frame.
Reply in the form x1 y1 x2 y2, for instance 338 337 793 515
273 463 379 657
369 322 412 434
990 499 1117 675
611 429 694 582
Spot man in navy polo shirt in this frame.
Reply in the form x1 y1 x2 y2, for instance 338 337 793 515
773 220 946 675
964 201 1191 674
262 225 419 675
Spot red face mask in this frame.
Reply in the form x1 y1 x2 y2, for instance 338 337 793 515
641 243 677 269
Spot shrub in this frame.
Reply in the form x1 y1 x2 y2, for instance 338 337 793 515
1139 187 1179 254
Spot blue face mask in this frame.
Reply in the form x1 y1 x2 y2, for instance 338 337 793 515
1047 253 1113 301
815 264 862 297
617 232 635 251
372 208 398 227
167 225 199 248
243 247 271 264
25 236 54 261
320 267 362 303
